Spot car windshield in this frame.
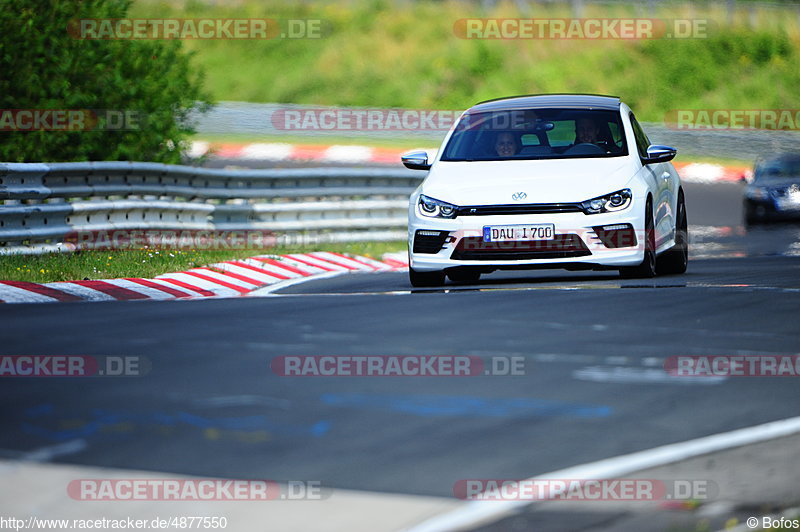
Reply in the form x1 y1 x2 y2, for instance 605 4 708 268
440 108 628 162
755 157 800 181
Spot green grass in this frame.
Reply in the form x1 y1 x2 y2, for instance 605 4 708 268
130 0 800 122
0 241 406 283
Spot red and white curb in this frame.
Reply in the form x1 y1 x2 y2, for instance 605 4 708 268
189 141 437 166
0 252 410 304
190 141 750 183
675 162 750 184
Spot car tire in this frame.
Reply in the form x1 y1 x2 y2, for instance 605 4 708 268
744 201 763 225
619 199 657 279
409 268 446 287
447 269 481 283
656 192 688 275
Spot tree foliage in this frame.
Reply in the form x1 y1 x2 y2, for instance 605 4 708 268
0 0 211 162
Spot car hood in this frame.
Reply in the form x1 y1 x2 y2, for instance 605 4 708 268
422 158 636 205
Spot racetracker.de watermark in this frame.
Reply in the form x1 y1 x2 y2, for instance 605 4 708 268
0 109 142 131
454 478 717 501
665 109 800 130
271 108 462 132
665 355 800 377
0 355 148 377
271 355 526 376
64 230 278 251
453 18 711 39
68 18 325 39
68 479 325 500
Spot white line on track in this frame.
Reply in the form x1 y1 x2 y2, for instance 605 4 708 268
247 270 348 296
572 365 727 385
405 416 800 532
0 439 87 471
21 439 88 462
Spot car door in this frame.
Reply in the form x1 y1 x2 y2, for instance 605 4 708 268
629 113 675 249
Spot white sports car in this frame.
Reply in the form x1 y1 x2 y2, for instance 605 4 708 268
402 94 688 287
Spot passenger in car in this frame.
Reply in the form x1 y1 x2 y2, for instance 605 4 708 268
494 131 520 157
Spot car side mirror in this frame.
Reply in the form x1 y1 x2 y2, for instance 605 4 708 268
401 151 431 170
643 145 677 164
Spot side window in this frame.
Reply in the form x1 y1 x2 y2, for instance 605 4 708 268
629 113 650 159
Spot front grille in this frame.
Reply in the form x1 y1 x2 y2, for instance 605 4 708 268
451 234 591 261
413 230 450 254
455 203 583 216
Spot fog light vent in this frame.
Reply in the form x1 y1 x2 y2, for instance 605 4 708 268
592 224 637 248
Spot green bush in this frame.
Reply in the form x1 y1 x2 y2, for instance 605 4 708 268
0 0 211 163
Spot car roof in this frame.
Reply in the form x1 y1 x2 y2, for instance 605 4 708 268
468 94 621 113
759 153 800 164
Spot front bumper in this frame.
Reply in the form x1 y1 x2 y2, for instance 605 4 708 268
745 197 800 220
408 209 645 272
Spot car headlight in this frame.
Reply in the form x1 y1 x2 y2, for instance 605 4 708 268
580 189 633 214
418 195 458 219
745 187 769 200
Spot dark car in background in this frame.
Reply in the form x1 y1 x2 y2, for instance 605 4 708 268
744 154 800 224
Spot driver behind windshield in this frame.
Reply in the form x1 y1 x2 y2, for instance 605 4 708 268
574 117 616 153
575 117 601 144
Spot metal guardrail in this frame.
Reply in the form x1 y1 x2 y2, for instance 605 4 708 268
0 162 423 254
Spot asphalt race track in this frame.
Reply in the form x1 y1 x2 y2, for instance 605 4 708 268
1 178 799 521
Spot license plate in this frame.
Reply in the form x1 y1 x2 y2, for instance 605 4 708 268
483 224 555 242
